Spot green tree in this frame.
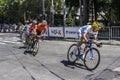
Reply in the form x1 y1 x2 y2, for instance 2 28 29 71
0 0 7 23
21 0 42 21
66 13 74 26
111 0 120 22
0 0 120 25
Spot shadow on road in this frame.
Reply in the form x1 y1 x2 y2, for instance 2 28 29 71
18 46 26 49
61 60 86 70
23 50 34 56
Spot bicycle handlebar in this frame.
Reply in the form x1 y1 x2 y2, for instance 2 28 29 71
86 39 102 48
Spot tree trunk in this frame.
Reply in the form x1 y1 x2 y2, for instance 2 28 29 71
93 0 97 21
83 0 89 25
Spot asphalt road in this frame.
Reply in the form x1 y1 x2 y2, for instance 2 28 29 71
0 33 120 80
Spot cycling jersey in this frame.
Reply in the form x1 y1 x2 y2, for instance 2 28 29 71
78 25 98 39
23 24 29 31
29 24 36 32
37 23 47 31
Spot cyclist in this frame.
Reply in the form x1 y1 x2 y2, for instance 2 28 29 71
22 20 30 46
25 20 37 47
18 23 24 40
73 21 101 58
29 20 37 36
30 20 47 55
36 20 47 39
28 20 47 47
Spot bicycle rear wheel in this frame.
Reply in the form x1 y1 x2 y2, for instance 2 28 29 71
67 44 80 63
26 40 31 51
24 37 33 53
32 40 39 56
24 40 31 54
84 47 100 71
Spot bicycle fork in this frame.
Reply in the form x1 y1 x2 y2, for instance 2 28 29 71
89 42 94 59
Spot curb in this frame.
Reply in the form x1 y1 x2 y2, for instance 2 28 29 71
99 41 120 46
45 38 120 46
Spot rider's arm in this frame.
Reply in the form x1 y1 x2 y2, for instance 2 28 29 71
93 36 102 47
93 36 98 44
83 32 88 42
42 27 47 34
82 25 92 42
93 32 98 44
34 25 37 34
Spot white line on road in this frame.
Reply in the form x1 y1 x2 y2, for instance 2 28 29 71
0 42 6 44
0 37 21 44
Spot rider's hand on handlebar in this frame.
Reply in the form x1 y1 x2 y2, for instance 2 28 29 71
86 41 89 44
96 43 102 47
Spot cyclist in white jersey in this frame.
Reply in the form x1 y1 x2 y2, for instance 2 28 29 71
78 25 98 41
74 21 101 58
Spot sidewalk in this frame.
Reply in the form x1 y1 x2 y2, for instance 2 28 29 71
64 38 120 46
99 40 120 46
46 37 120 46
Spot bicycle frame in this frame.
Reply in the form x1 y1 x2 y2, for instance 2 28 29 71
88 40 94 59
67 38 101 70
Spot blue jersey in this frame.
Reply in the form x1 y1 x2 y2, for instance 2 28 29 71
23 24 29 31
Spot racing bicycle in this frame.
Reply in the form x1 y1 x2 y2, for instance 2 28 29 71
24 35 39 56
67 39 102 71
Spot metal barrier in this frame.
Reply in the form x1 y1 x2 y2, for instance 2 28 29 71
98 26 120 40
98 27 110 40
111 26 120 39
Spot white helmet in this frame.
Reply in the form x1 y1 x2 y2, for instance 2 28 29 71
33 20 37 24
42 20 47 23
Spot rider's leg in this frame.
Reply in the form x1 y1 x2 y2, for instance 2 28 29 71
83 45 88 53
36 30 41 44
26 32 29 44
72 36 83 55
77 36 85 47
22 31 26 45
77 37 87 58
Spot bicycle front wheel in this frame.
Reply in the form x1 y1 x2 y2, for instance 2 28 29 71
25 39 32 51
84 47 100 71
32 40 39 56
67 44 79 63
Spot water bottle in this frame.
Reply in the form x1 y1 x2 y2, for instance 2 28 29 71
79 47 84 58
79 52 83 58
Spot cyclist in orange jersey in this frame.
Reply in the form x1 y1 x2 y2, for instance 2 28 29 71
29 20 37 35
36 20 47 36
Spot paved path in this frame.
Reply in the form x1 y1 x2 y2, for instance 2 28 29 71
0 33 120 80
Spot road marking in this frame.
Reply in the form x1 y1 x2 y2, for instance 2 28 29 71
2 40 21 44
0 42 6 44
0 33 4 35
0 37 21 44
113 67 120 72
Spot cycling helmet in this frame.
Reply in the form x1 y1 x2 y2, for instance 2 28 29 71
92 21 99 30
33 20 37 24
42 20 47 26
25 20 29 23
42 20 47 24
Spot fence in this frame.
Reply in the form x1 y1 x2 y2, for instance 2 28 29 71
1 25 119 41
47 26 120 40
98 26 120 40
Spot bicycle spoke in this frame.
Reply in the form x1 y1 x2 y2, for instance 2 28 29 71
84 48 100 70
67 44 79 63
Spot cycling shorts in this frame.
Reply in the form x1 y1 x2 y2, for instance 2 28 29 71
36 29 42 35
